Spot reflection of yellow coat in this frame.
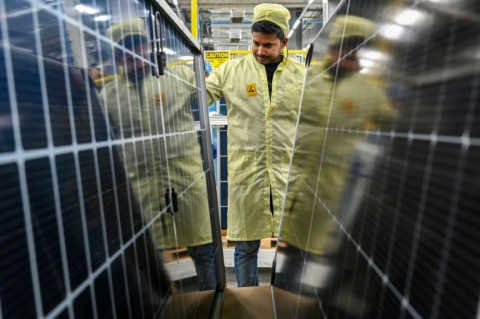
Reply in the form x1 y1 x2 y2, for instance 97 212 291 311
281 58 396 254
101 66 212 249
206 54 305 241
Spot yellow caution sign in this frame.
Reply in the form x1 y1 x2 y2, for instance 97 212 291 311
205 51 230 69
246 83 257 96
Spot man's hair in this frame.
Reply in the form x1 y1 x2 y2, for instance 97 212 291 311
115 34 148 59
251 20 285 41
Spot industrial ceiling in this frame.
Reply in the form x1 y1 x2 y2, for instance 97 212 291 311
174 0 325 50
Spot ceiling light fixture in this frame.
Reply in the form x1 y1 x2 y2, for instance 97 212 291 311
94 15 111 22
75 4 99 15
379 24 408 41
394 9 427 26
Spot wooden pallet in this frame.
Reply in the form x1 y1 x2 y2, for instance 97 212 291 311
162 247 189 263
221 236 277 249
260 237 277 249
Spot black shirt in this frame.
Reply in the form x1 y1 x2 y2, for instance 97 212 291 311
265 60 282 99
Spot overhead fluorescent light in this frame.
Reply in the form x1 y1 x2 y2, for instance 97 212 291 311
359 59 377 68
394 9 427 27
379 24 408 41
162 48 176 55
94 15 111 22
75 4 99 15
358 49 389 63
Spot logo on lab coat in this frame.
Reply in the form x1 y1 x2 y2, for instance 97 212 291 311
341 99 357 112
246 83 257 96
154 92 167 106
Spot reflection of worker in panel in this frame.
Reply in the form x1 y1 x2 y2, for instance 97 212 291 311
278 15 396 304
101 18 215 291
206 3 305 287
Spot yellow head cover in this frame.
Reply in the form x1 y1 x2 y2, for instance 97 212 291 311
107 17 147 44
252 3 291 36
329 15 375 46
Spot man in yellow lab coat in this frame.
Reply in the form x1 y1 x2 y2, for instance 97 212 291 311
101 18 215 290
206 3 305 286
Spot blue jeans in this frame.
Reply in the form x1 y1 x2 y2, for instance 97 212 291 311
234 240 260 287
187 242 216 291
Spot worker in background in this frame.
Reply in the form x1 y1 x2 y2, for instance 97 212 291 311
101 18 216 291
206 3 305 287
278 15 397 309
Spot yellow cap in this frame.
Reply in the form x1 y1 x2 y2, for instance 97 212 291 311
252 3 291 36
106 18 147 44
329 15 375 46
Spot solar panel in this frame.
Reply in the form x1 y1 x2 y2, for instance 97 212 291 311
0 0 222 318
274 0 480 318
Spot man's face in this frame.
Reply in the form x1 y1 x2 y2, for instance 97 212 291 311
251 32 287 65
121 43 151 82
329 46 360 74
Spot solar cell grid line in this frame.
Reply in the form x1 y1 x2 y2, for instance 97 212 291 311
32 1 132 73
147 11 164 141
102 24 142 286
0 2 44 318
98 148 126 262
282 1 479 317
347 139 392 314
74 19 117 311
53 75 98 319
284 150 423 318
2 125 477 168
1 1 215 318
297 0 357 258
278 74 421 318
48 148 74 318
133 24 158 241
374 138 413 318
131 241 147 319
430 36 479 319
82 89 115 317
117 26 150 315
163 65 188 257
40 194 171 319
429 135 468 319
400 13 459 319
59 18 118 319
128 14 159 298
391 140 437 318
11 13 124 319
98 149 125 311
